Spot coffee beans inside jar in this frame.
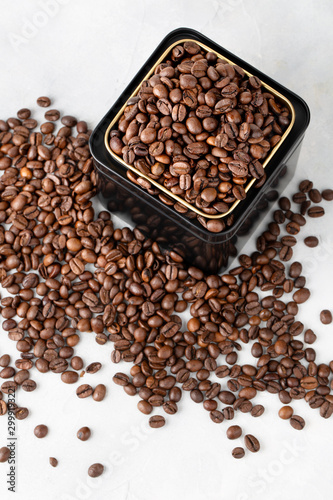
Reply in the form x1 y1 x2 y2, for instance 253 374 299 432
109 40 291 232
0 101 332 473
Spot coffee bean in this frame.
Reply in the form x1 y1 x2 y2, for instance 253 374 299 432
44 109 60 121
278 406 293 419
88 463 104 478
290 415 305 430
244 434 260 452
293 288 310 304
37 96 51 107
232 447 245 459
251 404 265 417
0 447 10 463
0 400 7 416
86 362 102 374
15 407 29 420
304 236 318 247
34 424 48 438
308 206 325 217
210 410 224 423
76 384 93 398
93 384 106 402
226 425 242 439
77 426 91 441
113 373 129 386
61 371 79 384
149 415 165 428
49 457 58 467
322 189 333 201
320 310 332 325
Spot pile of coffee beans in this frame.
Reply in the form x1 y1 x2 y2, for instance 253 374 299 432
109 40 291 232
0 99 332 470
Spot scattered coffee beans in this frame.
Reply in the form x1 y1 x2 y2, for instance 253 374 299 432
0 100 332 470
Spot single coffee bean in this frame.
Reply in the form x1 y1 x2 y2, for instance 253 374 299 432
320 310 332 325
61 371 79 384
322 189 333 201
232 447 245 459
34 424 48 438
244 434 260 452
290 415 305 430
86 362 102 374
0 447 11 463
226 425 242 440
15 407 29 420
77 426 91 441
308 206 325 217
76 384 93 398
37 96 51 107
251 404 265 417
92 384 106 402
88 463 104 478
210 410 224 423
49 457 58 467
304 236 318 247
278 406 293 419
149 415 165 428
0 400 7 416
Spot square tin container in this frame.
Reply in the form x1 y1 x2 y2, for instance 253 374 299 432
90 27 310 274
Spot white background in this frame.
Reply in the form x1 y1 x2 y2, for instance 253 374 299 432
1 1 333 499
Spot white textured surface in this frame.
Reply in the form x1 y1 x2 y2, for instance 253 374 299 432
0 1 333 499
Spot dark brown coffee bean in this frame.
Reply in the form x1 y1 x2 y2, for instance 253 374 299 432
308 206 325 217
290 415 305 430
304 236 318 247
49 457 58 467
15 407 29 420
232 447 245 459
86 362 102 374
93 384 106 402
149 415 165 428
76 384 93 398
88 463 104 478
77 426 91 441
0 447 10 463
34 424 48 438
251 404 265 417
37 96 51 107
210 410 224 423
322 189 333 201
320 310 332 325
244 434 260 452
226 425 242 439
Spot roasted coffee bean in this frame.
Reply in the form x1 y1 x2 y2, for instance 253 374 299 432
88 463 104 478
37 96 51 107
76 384 93 398
86 362 102 374
0 447 10 463
232 447 245 459
308 206 325 218
210 410 224 423
290 415 305 430
49 457 58 467
15 407 29 420
34 424 48 438
304 236 318 247
61 371 79 384
149 415 165 428
226 425 242 440
251 404 265 417
244 434 260 452
77 426 91 441
278 406 293 419
93 384 106 402
320 310 332 325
